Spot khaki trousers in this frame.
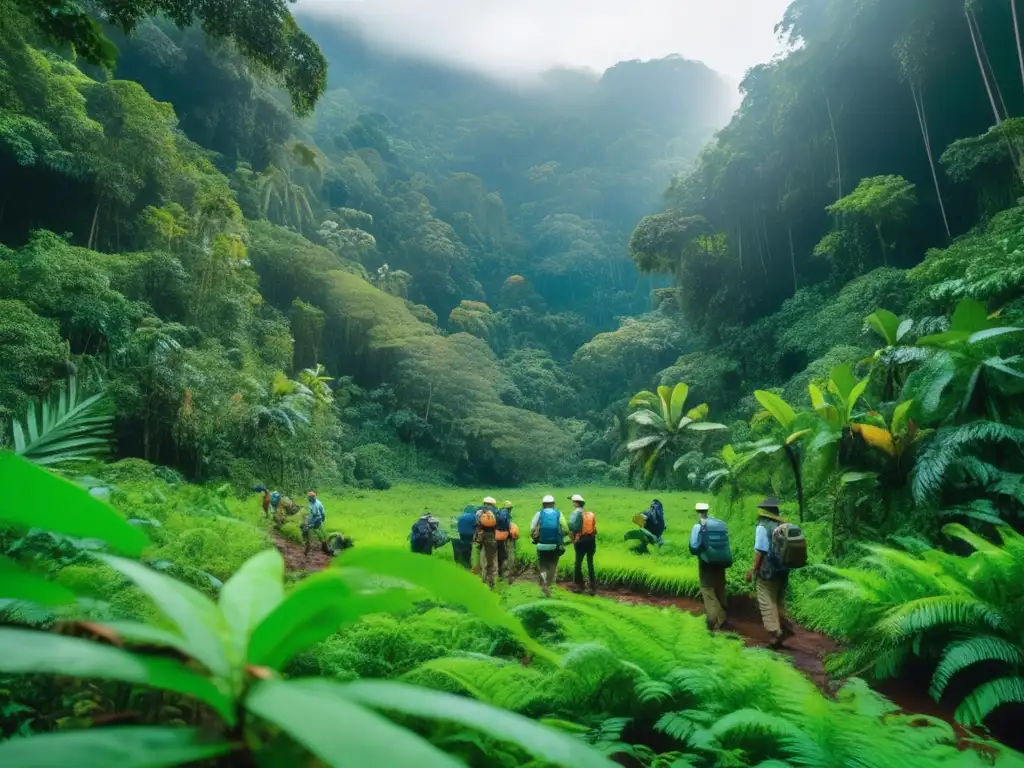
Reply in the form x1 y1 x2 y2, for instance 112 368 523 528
756 576 787 634
537 549 561 590
698 561 727 629
479 535 498 587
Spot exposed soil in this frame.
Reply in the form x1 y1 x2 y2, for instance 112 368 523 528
271 531 332 572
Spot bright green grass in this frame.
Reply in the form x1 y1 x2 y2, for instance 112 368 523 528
227 485 828 596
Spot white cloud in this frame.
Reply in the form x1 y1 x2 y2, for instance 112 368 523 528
299 0 791 80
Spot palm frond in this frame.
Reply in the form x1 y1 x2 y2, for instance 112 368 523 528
11 377 113 466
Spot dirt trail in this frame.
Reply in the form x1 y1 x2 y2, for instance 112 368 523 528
271 531 331 572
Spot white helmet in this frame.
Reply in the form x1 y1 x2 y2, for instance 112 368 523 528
570 494 585 503
483 496 497 506
696 502 710 512
542 495 555 504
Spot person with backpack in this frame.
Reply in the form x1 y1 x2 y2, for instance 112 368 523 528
410 514 441 555
688 502 732 630
530 495 568 597
567 494 598 595
642 499 667 545
745 497 806 648
476 496 500 588
302 491 329 556
452 504 478 568
260 487 272 518
495 501 515 581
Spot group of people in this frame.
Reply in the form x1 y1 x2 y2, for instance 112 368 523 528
412 494 599 596
689 496 807 648
255 485 330 555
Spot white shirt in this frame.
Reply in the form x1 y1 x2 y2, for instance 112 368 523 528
754 524 771 553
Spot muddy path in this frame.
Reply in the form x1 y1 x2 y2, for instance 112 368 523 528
270 531 332 572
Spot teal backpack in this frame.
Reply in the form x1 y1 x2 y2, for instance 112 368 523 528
697 518 733 567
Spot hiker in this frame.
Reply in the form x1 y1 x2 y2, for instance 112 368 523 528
410 514 442 555
531 495 567 597
495 500 515 581
259 487 271 518
476 496 500 588
641 499 667 545
271 492 298 526
568 494 597 595
452 504 478 568
689 502 732 630
302 491 329 556
745 496 806 648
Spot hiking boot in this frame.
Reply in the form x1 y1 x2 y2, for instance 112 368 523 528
781 620 796 639
768 630 786 649
587 584 597 596
541 585 552 598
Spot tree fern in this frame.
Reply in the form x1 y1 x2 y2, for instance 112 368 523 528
930 636 1024 699
10 376 113 466
911 422 1024 505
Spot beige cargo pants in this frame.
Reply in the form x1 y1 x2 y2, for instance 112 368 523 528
756 576 787 634
698 561 727 629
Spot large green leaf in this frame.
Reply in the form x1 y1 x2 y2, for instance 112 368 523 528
246 678 463 768
0 726 234 767
686 421 727 432
950 298 992 334
656 385 673 423
954 676 1024 726
93 620 195 658
626 435 664 452
668 383 689 428
247 570 415 669
11 377 113 466
916 329 970 348
753 391 796 430
0 454 148 556
220 549 285 665
866 308 900 346
0 556 75 606
626 409 666 431
341 679 616 767
628 390 660 410
891 400 913 436
969 327 1024 345
331 548 547 659
0 629 233 722
97 555 231 679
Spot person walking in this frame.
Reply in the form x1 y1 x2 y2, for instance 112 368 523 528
496 501 516 581
745 497 801 648
689 501 732 630
568 494 597 595
476 496 500 588
302 491 329 556
452 504 478 568
530 495 567 597
260 487 272 518
410 514 442 555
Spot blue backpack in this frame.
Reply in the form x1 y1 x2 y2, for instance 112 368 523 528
538 508 562 545
496 507 511 532
270 491 281 507
646 501 666 537
457 506 478 539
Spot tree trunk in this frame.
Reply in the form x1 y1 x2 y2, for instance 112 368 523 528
737 224 744 271
875 222 888 266
87 200 100 250
783 444 805 523
910 80 951 239
788 224 798 295
967 7 1003 125
1014 0 1024 96
753 212 767 276
826 97 842 199
762 217 773 265
976 9 1011 119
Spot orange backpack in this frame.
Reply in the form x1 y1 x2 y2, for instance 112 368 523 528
509 522 520 540
580 510 597 536
478 508 496 529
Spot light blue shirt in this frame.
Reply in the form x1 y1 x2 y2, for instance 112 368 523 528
754 524 771 553
689 522 703 550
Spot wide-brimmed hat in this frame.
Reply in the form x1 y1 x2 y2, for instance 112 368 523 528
570 494 585 503
542 494 555 504
501 500 514 509
483 496 497 506
756 496 786 522
695 502 709 513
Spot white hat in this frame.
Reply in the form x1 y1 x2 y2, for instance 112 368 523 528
696 502 710 512
483 496 497 505
570 494 585 503
542 495 555 504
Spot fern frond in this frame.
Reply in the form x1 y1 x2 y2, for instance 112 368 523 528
875 595 1006 640
930 636 1024 699
654 711 698 743
954 675 1024 726
911 422 1024 505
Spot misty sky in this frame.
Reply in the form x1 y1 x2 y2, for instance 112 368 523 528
301 0 793 82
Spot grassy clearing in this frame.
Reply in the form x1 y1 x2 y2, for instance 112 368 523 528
227 484 828 596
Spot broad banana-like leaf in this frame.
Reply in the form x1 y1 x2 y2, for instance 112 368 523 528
686 402 709 421
785 429 811 445
846 377 869 421
628 390 660 410
968 327 1024 345
668 383 689 427
627 409 666 430
808 384 828 411
896 317 914 341
627 435 664 452
950 298 992 334
828 364 859 405
851 423 896 456
656 385 673 423
754 391 797 430
688 422 728 432
866 308 900 347
891 400 913 437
